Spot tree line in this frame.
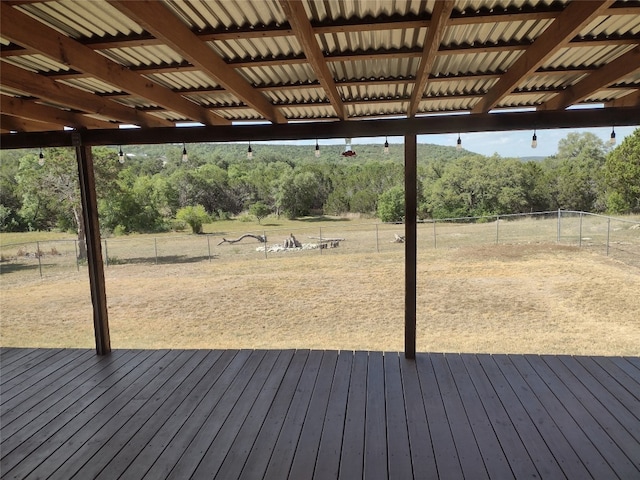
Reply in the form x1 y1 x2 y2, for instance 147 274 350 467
1 129 638 238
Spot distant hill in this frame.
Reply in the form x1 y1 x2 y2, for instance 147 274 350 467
120 142 473 165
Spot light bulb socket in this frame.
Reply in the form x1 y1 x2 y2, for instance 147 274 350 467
118 146 125 163
384 137 389 154
531 133 537 149
247 143 253 159
456 135 462 150
38 149 44 166
609 128 616 145
315 142 320 157
181 145 188 162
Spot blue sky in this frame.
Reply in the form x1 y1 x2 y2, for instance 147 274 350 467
240 126 637 159
340 125 638 158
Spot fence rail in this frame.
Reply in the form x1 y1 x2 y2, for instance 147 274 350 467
2 210 639 279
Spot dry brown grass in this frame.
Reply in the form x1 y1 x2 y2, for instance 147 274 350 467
1 243 638 355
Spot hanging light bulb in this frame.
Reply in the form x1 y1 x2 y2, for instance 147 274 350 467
247 141 253 159
384 136 389 154
118 146 125 163
38 148 44 166
456 134 462 151
609 127 616 146
315 139 320 158
181 143 188 162
531 130 538 149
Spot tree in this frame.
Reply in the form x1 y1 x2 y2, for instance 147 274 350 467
545 132 608 212
605 128 640 213
248 201 271 224
16 148 89 256
176 205 209 234
275 169 322 218
377 186 405 222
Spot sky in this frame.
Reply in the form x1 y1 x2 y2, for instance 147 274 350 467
278 125 638 159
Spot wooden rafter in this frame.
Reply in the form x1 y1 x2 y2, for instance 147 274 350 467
408 0 455 117
279 0 346 120
540 46 640 111
109 0 286 125
472 0 617 114
0 3 229 126
2 3 636 59
0 62 172 128
606 90 640 107
0 98 115 130
0 114 61 132
23 33 639 81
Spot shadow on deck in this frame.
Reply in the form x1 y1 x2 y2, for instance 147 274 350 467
1 348 639 479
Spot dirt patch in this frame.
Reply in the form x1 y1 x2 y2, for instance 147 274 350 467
1 244 638 355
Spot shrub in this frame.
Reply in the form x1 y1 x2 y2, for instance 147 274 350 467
176 205 210 234
248 202 271 224
377 186 405 222
113 224 127 236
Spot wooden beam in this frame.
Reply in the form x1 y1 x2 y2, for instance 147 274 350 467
2 107 639 150
540 46 640 110
606 90 640 107
109 0 285 124
73 133 110 355
1 97 116 130
409 0 455 117
0 114 62 132
404 133 417 359
0 62 172 128
279 0 346 120
472 0 616 114
0 3 229 126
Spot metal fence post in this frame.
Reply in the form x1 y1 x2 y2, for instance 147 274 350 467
75 240 79 271
579 212 583 248
433 220 437 249
606 218 611 256
36 241 42 278
207 235 212 262
264 230 268 259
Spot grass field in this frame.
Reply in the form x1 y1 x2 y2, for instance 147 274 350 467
2 216 639 355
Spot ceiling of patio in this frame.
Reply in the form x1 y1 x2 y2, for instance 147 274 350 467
1 0 639 140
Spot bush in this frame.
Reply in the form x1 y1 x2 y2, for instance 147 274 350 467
377 186 405 222
248 202 271 224
176 205 210 234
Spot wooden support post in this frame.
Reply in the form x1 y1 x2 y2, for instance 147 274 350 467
74 132 111 355
404 134 417 359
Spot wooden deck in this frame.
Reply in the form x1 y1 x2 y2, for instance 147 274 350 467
1 348 639 479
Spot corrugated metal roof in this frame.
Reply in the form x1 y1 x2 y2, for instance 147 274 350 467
1 0 638 130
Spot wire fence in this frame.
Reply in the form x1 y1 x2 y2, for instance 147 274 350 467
1 210 639 279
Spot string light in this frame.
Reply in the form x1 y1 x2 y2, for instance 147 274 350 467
181 143 188 162
247 141 253 159
38 148 44 166
609 127 616 146
315 139 320 158
384 136 389 154
456 134 462 151
118 146 125 163
531 130 537 149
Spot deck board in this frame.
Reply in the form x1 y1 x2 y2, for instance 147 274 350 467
1 348 639 480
